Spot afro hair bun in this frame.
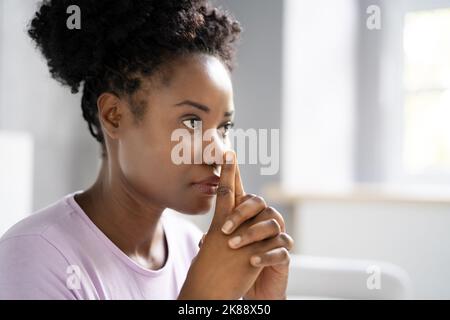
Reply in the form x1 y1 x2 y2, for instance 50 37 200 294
28 0 241 146
28 0 241 94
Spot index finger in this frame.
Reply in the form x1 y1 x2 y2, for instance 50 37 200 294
213 150 236 221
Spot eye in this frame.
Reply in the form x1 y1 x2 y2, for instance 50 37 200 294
218 122 234 137
182 118 202 130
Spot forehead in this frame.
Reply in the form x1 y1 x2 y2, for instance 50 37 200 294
158 54 234 105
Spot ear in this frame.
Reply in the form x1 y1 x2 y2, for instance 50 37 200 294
97 92 123 140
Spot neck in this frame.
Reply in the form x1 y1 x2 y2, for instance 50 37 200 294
75 158 167 269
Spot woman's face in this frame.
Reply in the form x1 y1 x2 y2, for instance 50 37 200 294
109 54 235 214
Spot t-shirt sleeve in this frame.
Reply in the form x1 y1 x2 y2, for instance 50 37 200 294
0 234 79 299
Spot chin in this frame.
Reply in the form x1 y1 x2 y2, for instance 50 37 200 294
174 197 215 215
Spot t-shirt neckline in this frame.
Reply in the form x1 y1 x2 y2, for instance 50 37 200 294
65 190 173 277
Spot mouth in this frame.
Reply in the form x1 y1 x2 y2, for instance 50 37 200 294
191 175 220 196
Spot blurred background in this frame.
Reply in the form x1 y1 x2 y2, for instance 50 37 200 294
1 0 450 299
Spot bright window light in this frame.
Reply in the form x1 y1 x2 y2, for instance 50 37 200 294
403 8 450 175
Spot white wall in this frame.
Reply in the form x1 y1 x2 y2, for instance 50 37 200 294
282 0 357 191
297 201 450 299
0 132 33 235
0 0 100 215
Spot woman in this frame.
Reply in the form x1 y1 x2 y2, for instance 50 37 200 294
0 0 294 299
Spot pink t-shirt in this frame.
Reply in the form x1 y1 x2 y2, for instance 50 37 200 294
0 191 203 299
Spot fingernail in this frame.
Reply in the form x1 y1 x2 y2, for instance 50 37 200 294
251 256 262 267
221 220 234 234
228 236 242 248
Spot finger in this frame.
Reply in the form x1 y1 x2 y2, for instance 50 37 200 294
228 218 281 249
234 160 246 206
250 247 291 267
255 232 295 254
221 195 267 235
212 151 236 226
250 206 286 233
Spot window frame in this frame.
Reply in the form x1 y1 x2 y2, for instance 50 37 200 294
358 0 450 186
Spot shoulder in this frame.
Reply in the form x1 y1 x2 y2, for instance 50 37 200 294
0 192 87 299
0 233 76 299
1 193 78 241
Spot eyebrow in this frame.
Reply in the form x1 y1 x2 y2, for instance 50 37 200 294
174 100 234 117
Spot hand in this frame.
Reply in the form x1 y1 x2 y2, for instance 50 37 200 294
220 163 294 300
178 151 264 300
181 150 294 300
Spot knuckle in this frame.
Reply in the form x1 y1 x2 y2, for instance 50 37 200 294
253 195 267 207
245 194 257 201
216 185 232 196
279 247 290 260
269 218 281 233
265 206 285 229
265 206 278 219
239 194 254 204
279 232 293 249
278 232 289 244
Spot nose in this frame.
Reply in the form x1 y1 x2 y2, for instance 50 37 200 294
203 132 230 167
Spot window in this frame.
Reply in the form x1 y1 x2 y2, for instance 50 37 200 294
403 8 450 176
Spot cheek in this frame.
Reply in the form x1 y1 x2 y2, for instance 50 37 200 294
116 124 215 213
117 127 182 194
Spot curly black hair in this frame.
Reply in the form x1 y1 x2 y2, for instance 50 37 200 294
28 0 242 155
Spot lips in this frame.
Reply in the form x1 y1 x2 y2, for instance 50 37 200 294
194 175 220 186
192 175 220 195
